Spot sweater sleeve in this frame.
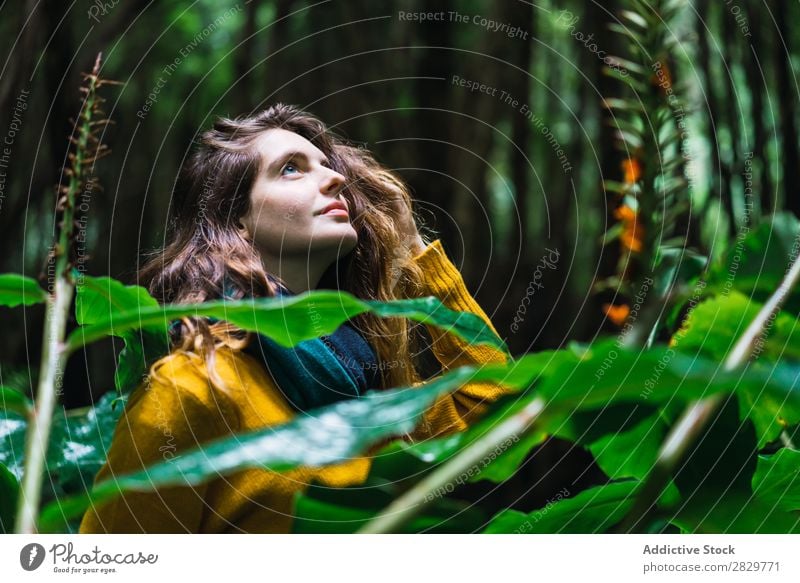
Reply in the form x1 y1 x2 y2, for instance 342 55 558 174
78 353 238 533
407 239 512 439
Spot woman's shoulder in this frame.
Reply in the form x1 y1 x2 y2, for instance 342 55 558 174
138 345 296 430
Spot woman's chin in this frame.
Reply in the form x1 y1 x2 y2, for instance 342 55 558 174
312 227 358 255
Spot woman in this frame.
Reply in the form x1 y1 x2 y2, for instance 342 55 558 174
79 103 510 533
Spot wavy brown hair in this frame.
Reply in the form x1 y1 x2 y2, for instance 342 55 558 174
138 103 430 391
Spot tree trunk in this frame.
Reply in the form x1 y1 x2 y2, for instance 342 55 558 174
776 0 800 217
744 3 772 215
697 2 734 234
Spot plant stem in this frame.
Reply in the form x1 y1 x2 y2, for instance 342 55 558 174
357 397 546 534
14 279 73 533
13 54 103 533
618 250 800 532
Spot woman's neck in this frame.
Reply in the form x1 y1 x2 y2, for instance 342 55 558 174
260 252 334 295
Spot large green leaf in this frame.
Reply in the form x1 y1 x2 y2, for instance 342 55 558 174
706 212 800 314
532 339 791 411
75 275 163 328
74 275 171 393
377 339 800 487
0 412 27 480
0 274 47 307
483 480 640 533
0 392 124 509
371 348 574 483
671 291 800 363
672 396 760 501
752 448 800 512
653 246 708 294
291 482 486 533
373 395 553 486
744 361 800 447
113 329 170 394
0 462 18 533
673 291 800 448
66 291 510 356
669 491 800 534
548 339 800 449
587 413 680 506
669 291 800 446
47 392 126 496
0 386 32 417
38 354 546 530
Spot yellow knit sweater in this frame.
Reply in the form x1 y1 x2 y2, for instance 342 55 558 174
79 239 509 533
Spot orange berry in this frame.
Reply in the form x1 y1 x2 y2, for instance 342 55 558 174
603 303 630 326
621 158 642 184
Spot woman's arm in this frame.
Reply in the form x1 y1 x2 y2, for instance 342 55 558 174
408 239 512 438
384 189 511 438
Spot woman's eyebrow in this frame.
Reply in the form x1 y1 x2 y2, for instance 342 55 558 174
268 150 331 172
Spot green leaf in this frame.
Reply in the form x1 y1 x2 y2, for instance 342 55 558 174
38 354 546 529
600 222 623 245
619 9 649 30
671 396 759 501
607 117 642 136
74 276 170 393
385 340 800 491
737 372 797 450
533 340 701 407
607 24 638 42
752 448 800 512
366 297 510 355
0 386 32 417
381 395 552 485
604 66 645 92
652 247 706 298
0 412 27 480
736 362 799 450
47 392 126 496
603 180 635 195
706 212 800 313
607 55 646 76
672 291 800 363
483 480 640 533
613 128 644 149
0 462 18 533
292 494 384 534
114 329 169 394
669 491 800 533
0 274 47 307
538 339 800 450
75 275 162 327
670 292 800 446
373 348 573 483
0 392 125 510
472 423 548 483
66 292 510 356
602 97 644 113
588 414 680 506
292 485 485 533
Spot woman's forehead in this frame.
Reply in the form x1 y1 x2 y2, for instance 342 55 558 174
254 128 326 163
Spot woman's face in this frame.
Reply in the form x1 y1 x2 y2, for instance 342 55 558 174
240 128 358 264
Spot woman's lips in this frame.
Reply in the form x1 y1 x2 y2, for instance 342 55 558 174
322 208 349 217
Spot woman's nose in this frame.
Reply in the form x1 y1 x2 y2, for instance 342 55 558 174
321 168 346 195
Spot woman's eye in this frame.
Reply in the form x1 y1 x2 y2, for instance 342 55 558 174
281 161 300 175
